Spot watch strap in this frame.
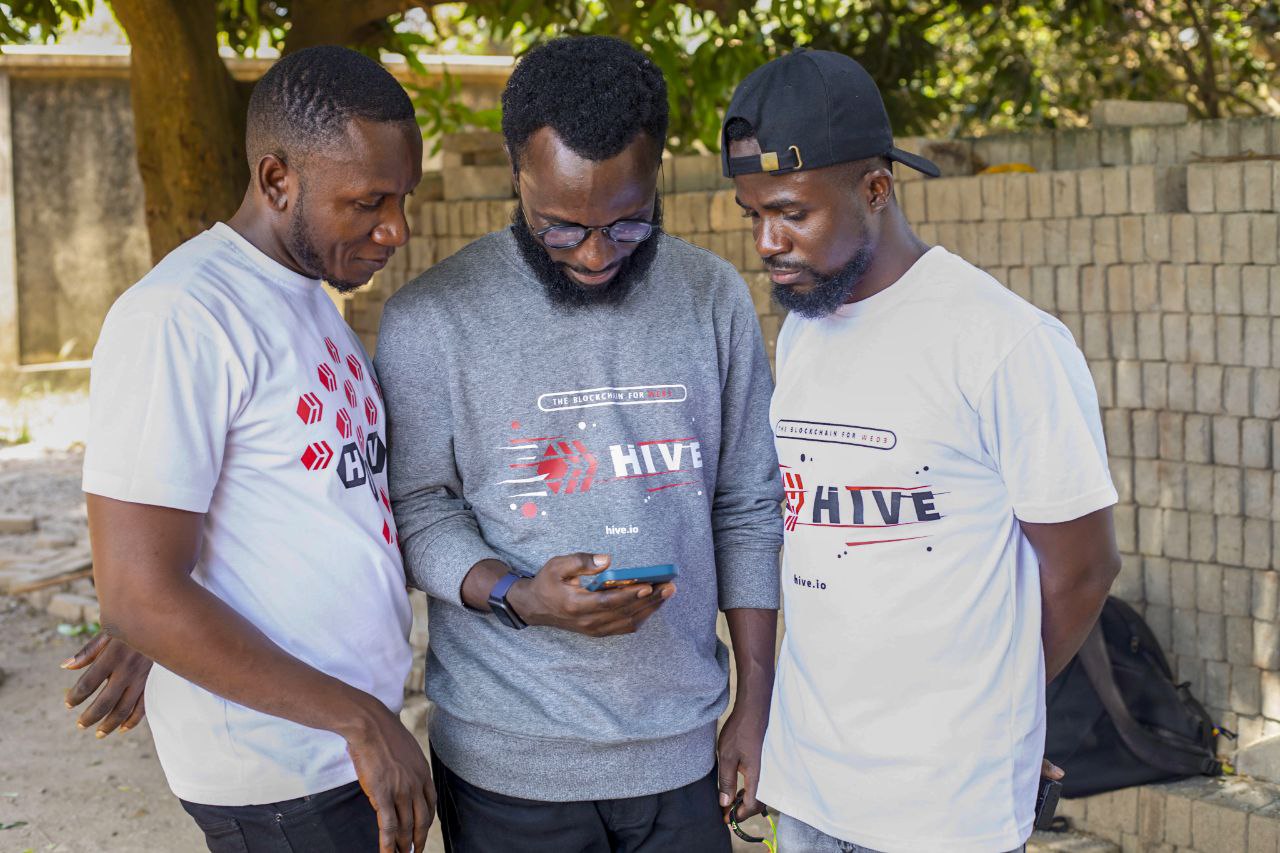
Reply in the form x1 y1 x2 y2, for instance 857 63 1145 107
487 571 527 629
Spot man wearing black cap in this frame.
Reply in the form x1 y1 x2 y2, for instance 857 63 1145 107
721 51 1122 851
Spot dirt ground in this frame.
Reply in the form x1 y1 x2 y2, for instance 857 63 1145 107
0 597 208 853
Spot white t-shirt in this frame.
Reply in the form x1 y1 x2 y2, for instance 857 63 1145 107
758 247 1117 852
83 223 412 806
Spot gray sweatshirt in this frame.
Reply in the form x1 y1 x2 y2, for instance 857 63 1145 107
375 228 782 801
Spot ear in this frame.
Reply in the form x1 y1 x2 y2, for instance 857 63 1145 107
257 154 291 212
865 168 894 215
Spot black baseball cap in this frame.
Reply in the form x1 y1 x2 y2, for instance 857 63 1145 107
722 49 940 179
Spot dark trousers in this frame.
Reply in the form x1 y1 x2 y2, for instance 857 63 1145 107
180 780 378 853
431 749 732 853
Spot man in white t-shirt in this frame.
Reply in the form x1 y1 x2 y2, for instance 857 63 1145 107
73 47 432 853
719 51 1122 852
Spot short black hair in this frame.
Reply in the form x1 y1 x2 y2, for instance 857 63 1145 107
723 116 755 145
246 45 416 165
723 117 891 184
502 36 668 169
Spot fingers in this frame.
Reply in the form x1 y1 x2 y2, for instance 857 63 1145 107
1042 758 1065 780
574 579 676 613
76 672 128 730
552 552 610 579
411 783 431 853
65 659 110 708
120 693 146 733
580 583 655 609
717 755 739 811
586 595 668 637
61 632 111 671
424 777 437 821
393 788 414 853
739 758 762 819
373 788 398 853
95 682 145 737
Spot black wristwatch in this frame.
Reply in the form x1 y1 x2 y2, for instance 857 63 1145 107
487 570 528 630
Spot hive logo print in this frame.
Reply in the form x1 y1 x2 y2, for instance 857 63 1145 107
536 440 597 494
783 470 806 532
780 462 946 550
296 336 397 547
501 424 703 520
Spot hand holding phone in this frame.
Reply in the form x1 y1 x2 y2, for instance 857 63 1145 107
505 553 676 637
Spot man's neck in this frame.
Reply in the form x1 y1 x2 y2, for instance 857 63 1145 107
846 212 929 305
226 201 310 278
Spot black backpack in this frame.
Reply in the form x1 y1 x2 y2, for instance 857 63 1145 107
1045 596 1223 798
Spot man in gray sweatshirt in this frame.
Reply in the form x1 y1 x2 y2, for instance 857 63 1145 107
374 36 783 852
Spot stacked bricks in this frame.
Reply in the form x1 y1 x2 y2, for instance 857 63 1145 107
347 118 1280 849
1057 775 1280 853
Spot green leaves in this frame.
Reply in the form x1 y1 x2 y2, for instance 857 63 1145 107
408 67 503 153
0 0 96 43
0 0 1273 145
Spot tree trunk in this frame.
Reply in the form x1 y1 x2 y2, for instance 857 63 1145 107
112 0 247 263
112 0 443 261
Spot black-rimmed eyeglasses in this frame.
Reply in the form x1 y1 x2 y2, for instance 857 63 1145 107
530 216 658 250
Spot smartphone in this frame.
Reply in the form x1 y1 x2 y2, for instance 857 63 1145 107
1034 778 1062 830
579 564 679 591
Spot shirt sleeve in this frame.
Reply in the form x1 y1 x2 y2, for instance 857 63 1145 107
977 321 1118 524
81 307 241 513
376 293 501 607
712 282 784 611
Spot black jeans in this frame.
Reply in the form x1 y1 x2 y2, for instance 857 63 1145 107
431 748 732 853
180 780 378 853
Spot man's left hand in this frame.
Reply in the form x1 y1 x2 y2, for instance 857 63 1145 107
717 702 769 823
63 632 153 737
1042 758 1065 780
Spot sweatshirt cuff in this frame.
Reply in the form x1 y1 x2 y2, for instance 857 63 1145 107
405 530 503 607
715 545 782 611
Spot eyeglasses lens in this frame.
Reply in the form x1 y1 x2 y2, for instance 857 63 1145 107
542 226 588 249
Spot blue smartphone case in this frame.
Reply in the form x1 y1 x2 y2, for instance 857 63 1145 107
579 564 679 591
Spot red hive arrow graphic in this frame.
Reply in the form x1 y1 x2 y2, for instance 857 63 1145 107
783 470 805 532
317 363 337 392
300 441 334 471
296 393 323 425
537 440 598 494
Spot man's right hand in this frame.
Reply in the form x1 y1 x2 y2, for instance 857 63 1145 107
508 553 674 636
344 702 436 853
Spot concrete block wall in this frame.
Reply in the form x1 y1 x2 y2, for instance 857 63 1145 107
350 118 1280 816
1052 776 1280 853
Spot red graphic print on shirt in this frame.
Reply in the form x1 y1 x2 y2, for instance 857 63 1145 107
296 337 397 546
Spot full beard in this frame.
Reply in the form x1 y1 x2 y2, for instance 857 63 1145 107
770 246 874 318
510 198 663 310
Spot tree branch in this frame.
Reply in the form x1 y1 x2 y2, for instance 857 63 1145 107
282 0 447 52
1184 0 1221 117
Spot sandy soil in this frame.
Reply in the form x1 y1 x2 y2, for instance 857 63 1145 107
0 597 205 853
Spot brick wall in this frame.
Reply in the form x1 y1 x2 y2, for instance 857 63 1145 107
350 117 1280 774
